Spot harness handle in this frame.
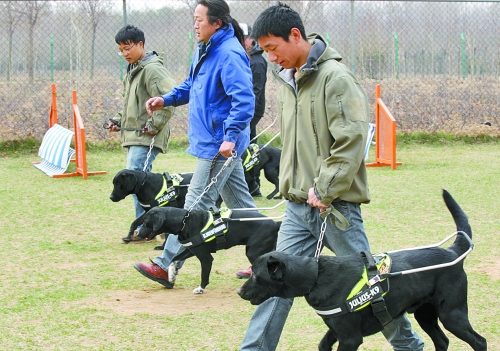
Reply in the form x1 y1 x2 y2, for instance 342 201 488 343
182 150 237 230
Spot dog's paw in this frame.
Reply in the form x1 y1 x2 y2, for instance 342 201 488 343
193 286 204 294
168 262 179 283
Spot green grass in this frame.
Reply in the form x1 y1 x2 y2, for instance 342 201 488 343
0 141 499 350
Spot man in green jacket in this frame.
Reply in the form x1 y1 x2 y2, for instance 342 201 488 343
108 25 175 239
240 3 424 351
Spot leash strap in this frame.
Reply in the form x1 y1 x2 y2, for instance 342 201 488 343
313 202 350 259
360 251 393 326
319 204 349 230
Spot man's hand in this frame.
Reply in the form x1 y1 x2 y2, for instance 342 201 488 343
219 141 236 158
145 97 165 116
307 187 328 212
107 120 119 132
144 124 157 135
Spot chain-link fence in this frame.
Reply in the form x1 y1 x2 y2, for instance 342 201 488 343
1 0 499 142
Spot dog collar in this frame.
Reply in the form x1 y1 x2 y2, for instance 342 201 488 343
133 171 148 193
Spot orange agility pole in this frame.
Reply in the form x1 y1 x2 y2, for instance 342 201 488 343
366 84 402 170
52 90 107 179
49 83 58 127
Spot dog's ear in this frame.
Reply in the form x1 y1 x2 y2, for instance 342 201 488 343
152 211 165 233
123 173 138 191
267 256 286 281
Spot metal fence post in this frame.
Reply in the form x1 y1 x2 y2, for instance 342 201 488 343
350 0 355 73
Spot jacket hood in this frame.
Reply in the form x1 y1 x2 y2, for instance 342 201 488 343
249 42 264 57
306 33 342 66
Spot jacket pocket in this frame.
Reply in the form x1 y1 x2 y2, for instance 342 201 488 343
209 104 223 140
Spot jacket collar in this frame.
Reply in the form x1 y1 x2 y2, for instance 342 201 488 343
198 23 236 57
127 51 161 76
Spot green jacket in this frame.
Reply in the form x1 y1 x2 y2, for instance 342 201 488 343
115 51 175 153
275 34 370 206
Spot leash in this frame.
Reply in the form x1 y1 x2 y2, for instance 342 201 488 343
181 150 237 230
314 216 329 259
103 119 155 172
142 136 156 172
103 121 147 132
313 202 350 259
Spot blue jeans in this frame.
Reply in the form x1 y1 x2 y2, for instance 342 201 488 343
240 201 424 351
126 145 160 220
153 157 255 271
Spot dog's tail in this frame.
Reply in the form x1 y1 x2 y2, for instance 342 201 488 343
443 189 472 254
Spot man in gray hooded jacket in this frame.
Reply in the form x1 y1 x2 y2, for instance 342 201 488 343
108 25 175 239
239 3 424 351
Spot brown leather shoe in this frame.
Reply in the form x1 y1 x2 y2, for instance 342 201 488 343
133 262 173 288
236 266 252 279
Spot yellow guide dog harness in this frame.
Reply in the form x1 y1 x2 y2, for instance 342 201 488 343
243 143 260 171
314 251 393 326
139 172 183 208
179 208 233 250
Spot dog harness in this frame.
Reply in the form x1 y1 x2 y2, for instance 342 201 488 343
179 208 233 250
139 172 183 208
314 251 393 326
243 144 260 171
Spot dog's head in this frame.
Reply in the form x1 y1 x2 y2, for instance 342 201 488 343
137 207 188 240
109 169 140 202
237 251 318 305
137 207 167 240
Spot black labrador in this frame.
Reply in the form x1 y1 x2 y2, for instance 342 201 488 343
244 144 282 200
136 206 281 294
237 190 486 351
110 169 222 245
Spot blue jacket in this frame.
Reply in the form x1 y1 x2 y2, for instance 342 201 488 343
162 24 254 159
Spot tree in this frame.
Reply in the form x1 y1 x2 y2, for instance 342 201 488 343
1 1 23 81
80 0 113 79
17 1 49 83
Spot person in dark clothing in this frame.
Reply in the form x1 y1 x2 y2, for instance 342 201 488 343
240 23 268 199
241 23 268 144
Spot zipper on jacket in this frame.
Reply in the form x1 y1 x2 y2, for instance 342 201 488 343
338 99 347 126
310 96 320 156
328 166 342 187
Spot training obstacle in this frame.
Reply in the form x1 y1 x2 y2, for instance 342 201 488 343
33 84 107 179
366 84 402 170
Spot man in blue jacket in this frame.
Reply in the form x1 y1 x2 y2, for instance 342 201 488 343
134 0 256 289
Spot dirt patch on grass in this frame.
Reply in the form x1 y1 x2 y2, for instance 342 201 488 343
474 256 500 281
78 286 243 316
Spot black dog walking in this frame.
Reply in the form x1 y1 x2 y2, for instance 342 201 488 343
135 206 280 294
110 169 222 244
238 190 487 351
243 143 282 200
